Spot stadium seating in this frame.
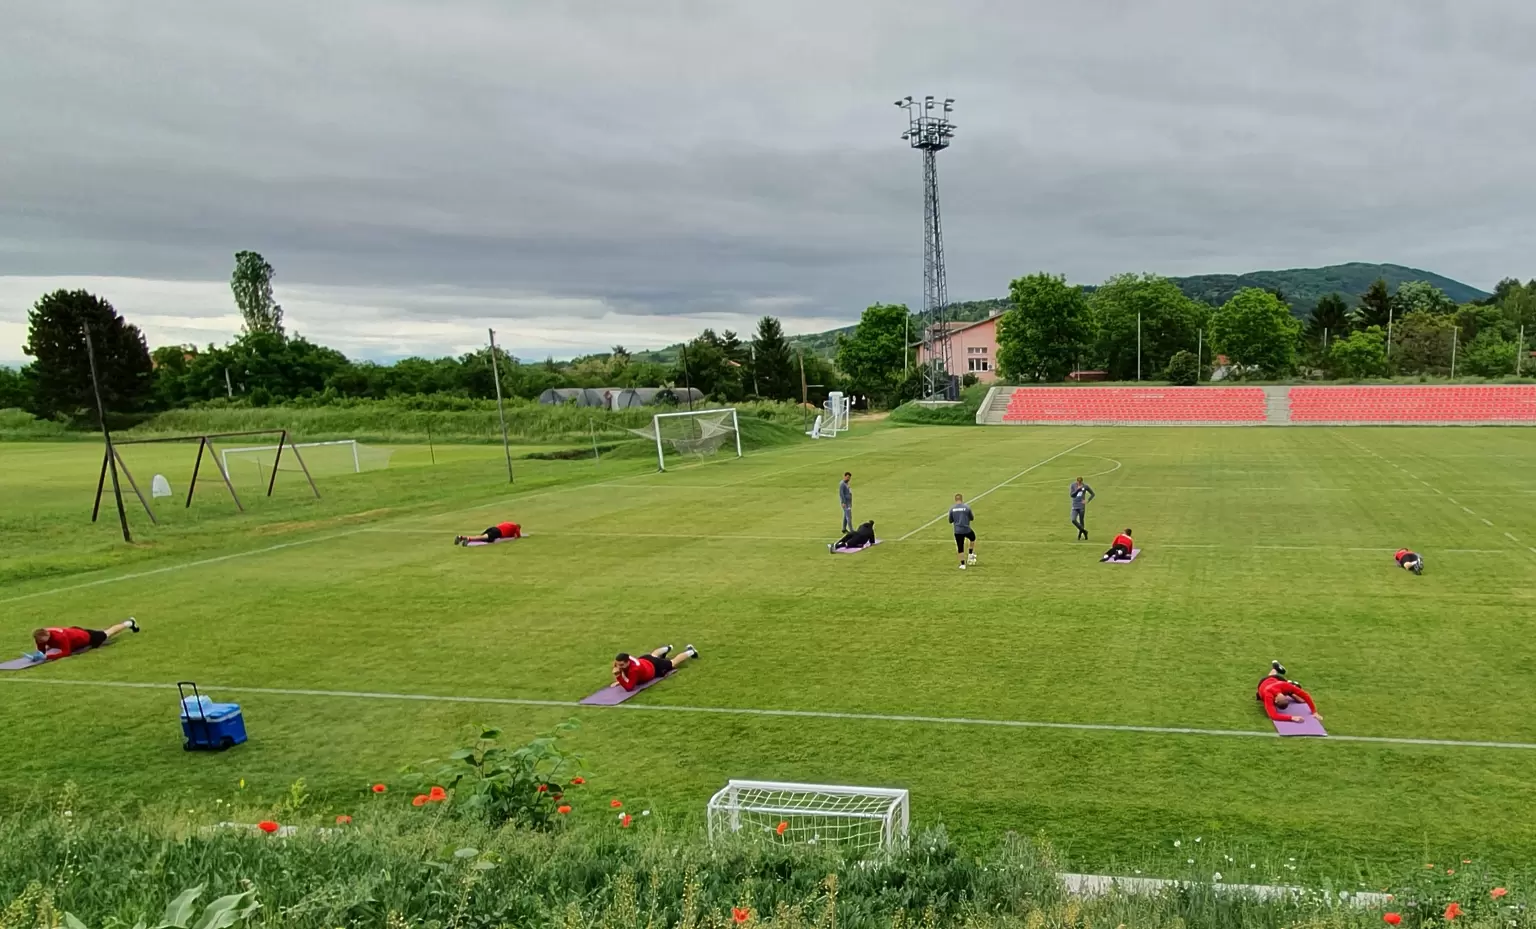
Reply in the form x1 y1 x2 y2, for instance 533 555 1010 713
1289 386 1536 423
1002 387 1266 423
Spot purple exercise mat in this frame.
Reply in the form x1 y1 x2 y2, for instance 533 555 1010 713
580 675 665 705
1271 702 1328 737
1104 548 1141 563
465 535 521 547
0 644 105 673
832 539 882 554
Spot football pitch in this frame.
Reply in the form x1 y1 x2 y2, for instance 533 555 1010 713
2 424 1536 877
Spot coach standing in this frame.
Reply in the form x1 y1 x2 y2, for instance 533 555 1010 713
839 472 854 533
1070 476 1095 540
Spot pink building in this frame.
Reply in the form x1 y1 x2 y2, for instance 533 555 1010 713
915 314 1001 383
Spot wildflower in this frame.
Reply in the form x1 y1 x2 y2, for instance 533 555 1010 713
1463 860 1472 864
257 821 279 834
335 815 352 825
239 779 246 789
557 805 572 815
1444 902 1463 921
610 799 623 809
412 795 429 807
1448 870 1456 876
1174 840 1181 848
1250 864 1257 870
620 813 632 828
1195 837 1202 843
1188 859 1195 865
1383 913 1401 925
732 908 751 924
1427 864 1436 870
372 784 387 793
1492 888 1509 899
536 784 548 793
642 810 650 816
776 821 788 836
1213 872 1223 882
553 794 564 801
428 786 447 802
571 777 585 785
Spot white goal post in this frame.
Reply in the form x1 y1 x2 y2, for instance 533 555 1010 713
707 780 910 854
636 408 742 471
222 439 363 476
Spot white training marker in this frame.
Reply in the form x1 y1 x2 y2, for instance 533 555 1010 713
1483 519 1494 527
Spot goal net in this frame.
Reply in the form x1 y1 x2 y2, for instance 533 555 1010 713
221 439 393 489
706 780 909 855
628 408 742 471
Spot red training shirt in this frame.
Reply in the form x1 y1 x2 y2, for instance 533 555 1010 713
1112 533 1134 550
616 656 656 692
1256 676 1316 721
497 522 521 538
1395 549 1410 562
42 627 91 658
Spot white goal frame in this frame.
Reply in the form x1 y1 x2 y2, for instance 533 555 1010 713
222 439 362 477
652 408 742 472
706 779 910 854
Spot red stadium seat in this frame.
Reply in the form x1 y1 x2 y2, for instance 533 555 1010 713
1288 386 1536 422
1002 387 1266 423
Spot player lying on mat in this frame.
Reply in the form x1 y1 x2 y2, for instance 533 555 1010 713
1100 528 1135 562
1395 548 1423 575
1255 660 1321 723
831 520 876 551
30 619 139 661
613 644 699 691
455 521 521 546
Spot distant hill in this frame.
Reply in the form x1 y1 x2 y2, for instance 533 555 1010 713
786 263 1489 356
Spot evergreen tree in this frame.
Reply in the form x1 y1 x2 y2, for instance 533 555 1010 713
1353 278 1393 330
23 289 154 418
750 316 796 400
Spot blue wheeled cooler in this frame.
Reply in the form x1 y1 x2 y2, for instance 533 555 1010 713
178 681 247 751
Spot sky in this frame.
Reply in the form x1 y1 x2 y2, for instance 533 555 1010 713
2 1 1533 365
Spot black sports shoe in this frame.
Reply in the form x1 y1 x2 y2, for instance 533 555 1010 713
1271 660 1286 678
684 644 700 659
126 618 140 633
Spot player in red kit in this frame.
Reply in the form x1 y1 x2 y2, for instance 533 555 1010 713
1395 549 1423 574
613 644 700 691
455 521 522 546
1255 660 1321 723
28 618 139 662
1101 528 1135 562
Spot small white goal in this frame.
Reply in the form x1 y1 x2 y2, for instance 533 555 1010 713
628 408 742 471
220 439 392 487
706 780 910 854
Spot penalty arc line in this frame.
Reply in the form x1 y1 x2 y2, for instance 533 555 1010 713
898 438 1095 542
7 677 1536 752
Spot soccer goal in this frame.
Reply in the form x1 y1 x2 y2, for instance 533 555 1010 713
629 408 742 471
221 439 393 488
706 780 910 854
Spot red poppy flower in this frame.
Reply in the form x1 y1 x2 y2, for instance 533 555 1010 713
1382 913 1401 926
1447 870 1456 875
1444 902 1462 921
571 777 585 785
557 805 572 814
776 821 788 836
732 908 751 924
1491 888 1508 899
620 813 632 828
553 793 564 801
257 820 279 834
412 795 429 807
335 814 352 825
372 783 387 793
536 784 548 793
428 786 447 802
610 799 623 808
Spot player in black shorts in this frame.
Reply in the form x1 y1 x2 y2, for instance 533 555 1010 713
949 493 976 569
830 520 876 552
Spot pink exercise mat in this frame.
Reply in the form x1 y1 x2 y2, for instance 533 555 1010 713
1103 548 1141 563
1271 702 1328 737
831 539 882 554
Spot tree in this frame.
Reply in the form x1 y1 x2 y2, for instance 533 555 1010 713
1389 310 1455 375
1353 278 1393 330
0 366 31 410
1328 326 1388 379
1165 350 1199 386
1304 293 1350 346
23 289 154 417
1461 330 1519 378
834 304 910 405
995 274 1092 382
750 316 796 400
231 251 285 338
1391 281 1456 318
675 331 741 401
1209 288 1300 376
1087 274 1206 380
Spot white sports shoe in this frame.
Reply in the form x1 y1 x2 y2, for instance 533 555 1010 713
958 562 966 570
968 553 977 565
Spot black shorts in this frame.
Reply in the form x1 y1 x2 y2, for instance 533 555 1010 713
955 530 976 551
648 656 674 677
83 628 107 648
484 526 503 541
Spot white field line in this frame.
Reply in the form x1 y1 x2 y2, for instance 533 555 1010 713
1507 533 1522 543
0 529 368 606
898 439 1095 541
7 677 1536 752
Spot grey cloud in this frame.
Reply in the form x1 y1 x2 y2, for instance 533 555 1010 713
2 0 1534 361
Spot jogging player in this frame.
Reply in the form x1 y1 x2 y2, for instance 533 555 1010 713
839 472 854 533
1395 548 1423 575
831 519 876 552
613 644 699 691
1070 477 1095 540
30 618 139 661
1101 528 1134 562
950 494 976 569
455 521 521 546
1255 660 1321 724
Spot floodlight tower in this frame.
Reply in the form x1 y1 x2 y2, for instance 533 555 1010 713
896 95 957 399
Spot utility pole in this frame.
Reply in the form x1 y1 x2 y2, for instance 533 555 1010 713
487 328 514 484
1136 312 1142 381
1451 327 1460 379
1516 325 1525 376
896 95 957 399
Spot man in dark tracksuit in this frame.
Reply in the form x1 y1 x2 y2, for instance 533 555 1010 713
949 494 976 569
839 472 853 533
1070 477 1095 540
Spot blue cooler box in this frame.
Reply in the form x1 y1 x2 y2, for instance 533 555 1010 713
180 695 247 751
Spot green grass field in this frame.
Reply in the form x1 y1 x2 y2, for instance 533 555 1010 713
3 424 1535 881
